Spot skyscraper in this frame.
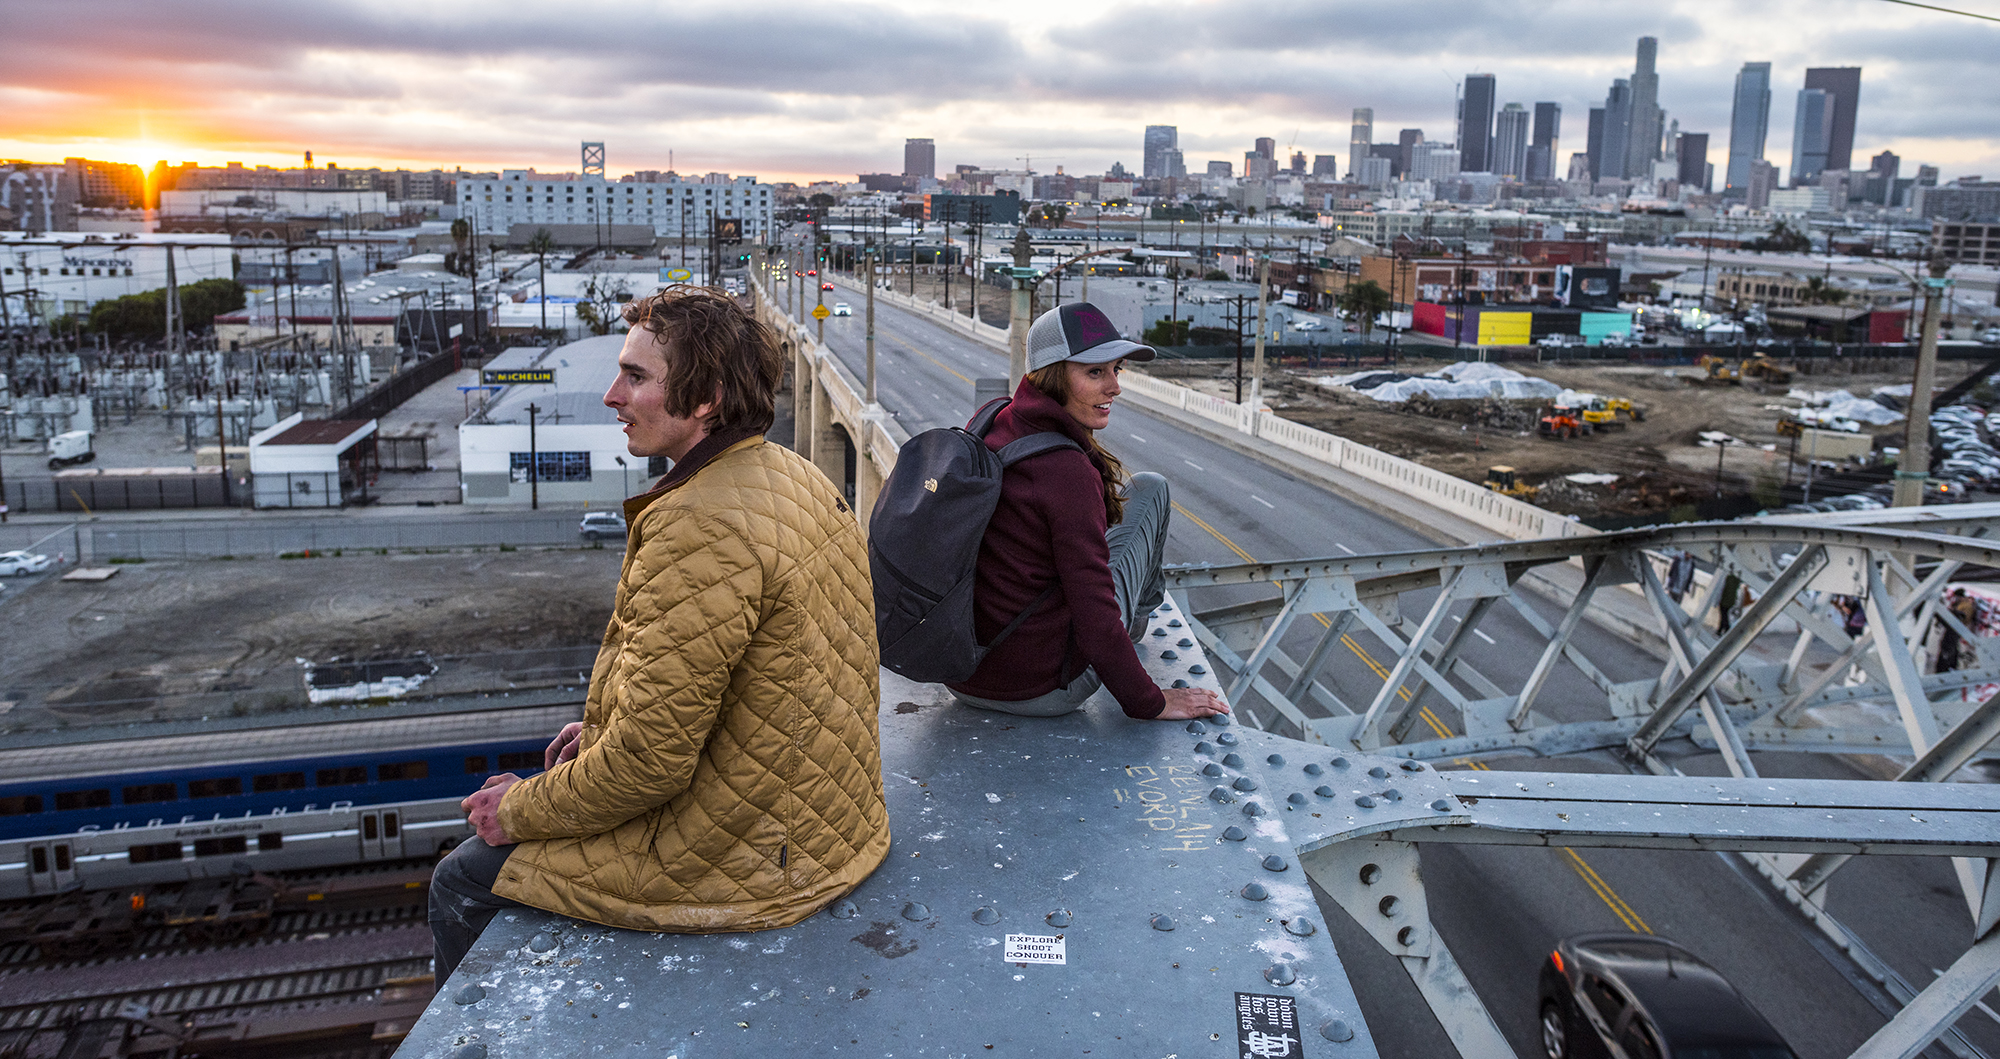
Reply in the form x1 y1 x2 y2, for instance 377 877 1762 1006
1586 107 1606 182
1528 103 1561 181
1398 129 1424 176
1349 109 1373 180
1493 104 1531 179
1459 75 1497 172
1724 62 1772 197
903 138 935 180
1311 155 1339 177
1624 37 1662 181
1254 137 1276 160
1676 132 1710 192
1803 68 1862 173
1143 125 1178 180
1600 80 1632 183
1791 89 1833 185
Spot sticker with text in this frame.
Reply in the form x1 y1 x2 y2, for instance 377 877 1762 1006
1003 933 1067 965
1236 992 1303 1057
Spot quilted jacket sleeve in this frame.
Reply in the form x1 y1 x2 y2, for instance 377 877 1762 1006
497 510 763 840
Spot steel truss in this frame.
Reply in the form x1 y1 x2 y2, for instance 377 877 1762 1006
1168 506 2000 1059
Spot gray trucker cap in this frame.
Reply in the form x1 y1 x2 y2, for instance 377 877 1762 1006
1025 302 1157 373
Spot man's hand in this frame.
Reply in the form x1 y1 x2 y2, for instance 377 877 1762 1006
1156 686 1230 720
545 721 585 770
461 773 522 846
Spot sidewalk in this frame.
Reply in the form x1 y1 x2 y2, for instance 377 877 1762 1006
368 365 479 504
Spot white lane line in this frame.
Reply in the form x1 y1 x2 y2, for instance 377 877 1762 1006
1450 614 1463 623
1129 433 1149 443
1473 629 1497 645
1251 495 1275 509
1335 543 1355 555
1183 459 1204 471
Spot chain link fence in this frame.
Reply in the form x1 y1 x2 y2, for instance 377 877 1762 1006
85 512 598 560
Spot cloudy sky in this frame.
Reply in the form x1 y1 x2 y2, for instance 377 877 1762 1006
4 0 1997 184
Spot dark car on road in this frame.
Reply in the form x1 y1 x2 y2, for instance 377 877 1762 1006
1539 934 1796 1059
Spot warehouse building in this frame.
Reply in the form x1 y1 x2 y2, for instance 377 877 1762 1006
458 337 647 508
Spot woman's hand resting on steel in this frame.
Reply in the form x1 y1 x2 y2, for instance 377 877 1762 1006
1156 686 1230 720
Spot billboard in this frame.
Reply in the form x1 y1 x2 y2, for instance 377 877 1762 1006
1554 266 1622 309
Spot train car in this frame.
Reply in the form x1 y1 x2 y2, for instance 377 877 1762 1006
0 703 578 900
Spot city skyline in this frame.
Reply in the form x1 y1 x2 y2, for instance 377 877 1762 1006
4 0 1997 185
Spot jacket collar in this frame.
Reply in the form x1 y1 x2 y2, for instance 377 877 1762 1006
623 428 766 522
1001 376 1096 451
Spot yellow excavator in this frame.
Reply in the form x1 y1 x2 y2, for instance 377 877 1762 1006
1483 466 1539 501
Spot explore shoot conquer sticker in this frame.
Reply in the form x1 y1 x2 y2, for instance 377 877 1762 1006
1003 933 1066 965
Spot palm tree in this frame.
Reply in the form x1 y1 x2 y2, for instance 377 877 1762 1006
1337 280 1394 339
528 228 556 333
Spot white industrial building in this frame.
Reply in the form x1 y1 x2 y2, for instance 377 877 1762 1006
0 233 235 320
458 172 775 245
459 336 644 507
248 412 379 508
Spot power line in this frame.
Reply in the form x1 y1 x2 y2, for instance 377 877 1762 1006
1876 0 2000 22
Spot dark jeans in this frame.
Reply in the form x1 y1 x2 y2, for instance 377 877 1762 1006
950 472 1170 716
429 838 524 984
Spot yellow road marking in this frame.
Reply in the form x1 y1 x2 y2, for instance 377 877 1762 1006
1455 761 1652 934
882 332 972 385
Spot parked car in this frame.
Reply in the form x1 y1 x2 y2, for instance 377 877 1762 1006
1980 328 2000 346
0 551 52 577
1539 934 1796 1059
832 303 852 317
578 512 628 541
1292 318 1327 332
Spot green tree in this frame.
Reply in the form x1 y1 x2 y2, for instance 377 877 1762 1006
86 278 246 342
1801 275 1849 305
1749 220 1812 254
808 193 836 208
1142 318 1190 346
527 228 556 332
447 217 473 276
1336 279 1393 339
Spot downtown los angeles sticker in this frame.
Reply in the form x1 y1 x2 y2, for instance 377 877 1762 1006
1235 992 1304 1057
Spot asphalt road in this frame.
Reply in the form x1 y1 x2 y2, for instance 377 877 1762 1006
809 270 1995 1059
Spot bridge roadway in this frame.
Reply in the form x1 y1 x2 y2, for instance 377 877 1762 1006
799 273 1996 1057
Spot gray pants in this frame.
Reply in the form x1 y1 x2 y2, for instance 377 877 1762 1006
951 472 1170 717
428 838 524 985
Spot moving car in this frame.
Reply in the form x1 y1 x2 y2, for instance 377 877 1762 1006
0 551 52 577
832 303 852 317
1292 318 1327 332
1539 933 1796 1059
822 282 835 291
578 511 628 541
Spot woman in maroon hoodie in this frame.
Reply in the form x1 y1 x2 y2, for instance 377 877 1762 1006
946 303 1231 722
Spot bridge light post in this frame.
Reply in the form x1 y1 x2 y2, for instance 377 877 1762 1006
1893 259 1953 508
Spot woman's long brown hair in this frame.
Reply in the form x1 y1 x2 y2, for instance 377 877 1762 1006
1026 362 1127 525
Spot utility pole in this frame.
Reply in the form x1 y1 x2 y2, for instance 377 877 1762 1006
1219 293 1254 403
1250 256 1270 412
815 246 827 347
1892 257 1953 507
1008 229 1034 388
526 402 541 511
864 239 877 405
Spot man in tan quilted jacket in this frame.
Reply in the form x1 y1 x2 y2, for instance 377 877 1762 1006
428 286 889 983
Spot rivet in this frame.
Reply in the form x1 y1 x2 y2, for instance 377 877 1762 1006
1264 963 1296 985
1331 756 1351 769
901 902 931 922
1217 732 1239 747
1303 763 1323 776
1266 753 1286 767
1286 792 1307 806
452 983 487 1005
1046 909 1073 927
1378 896 1400 917
1201 762 1223 777
1185 721 1208 735
1222 752 1244 767
1400 759 1426 772
1241 882 1270 901
1152 627 1168 637
972 906 1001 925
1314 785 1335 798
1209 712 1231 726
1150 913 1176 932
1285 917 1318 937
827 899 859 919
1171 679 1190 689
1232 776 1258 792
528 932 558 953
1355 795 1377 809
1397 925 1420 947
1367 766 1389 780
1210 786 1236 803
452 1045 488 1059
1242 801 1265 816
1358 863 1382 885
1320 1019 1355 1042
1189 665 1208 675
1431 799 1454 813
1221 826 1248 841
1178 637 1194 648
1381 788 1402 802
1161 650 1179 661
1168 618 1183 627
1262 854 1289 872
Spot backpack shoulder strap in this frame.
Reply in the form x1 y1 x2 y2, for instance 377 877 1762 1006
995 431 1082 467
966 397 1010 437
